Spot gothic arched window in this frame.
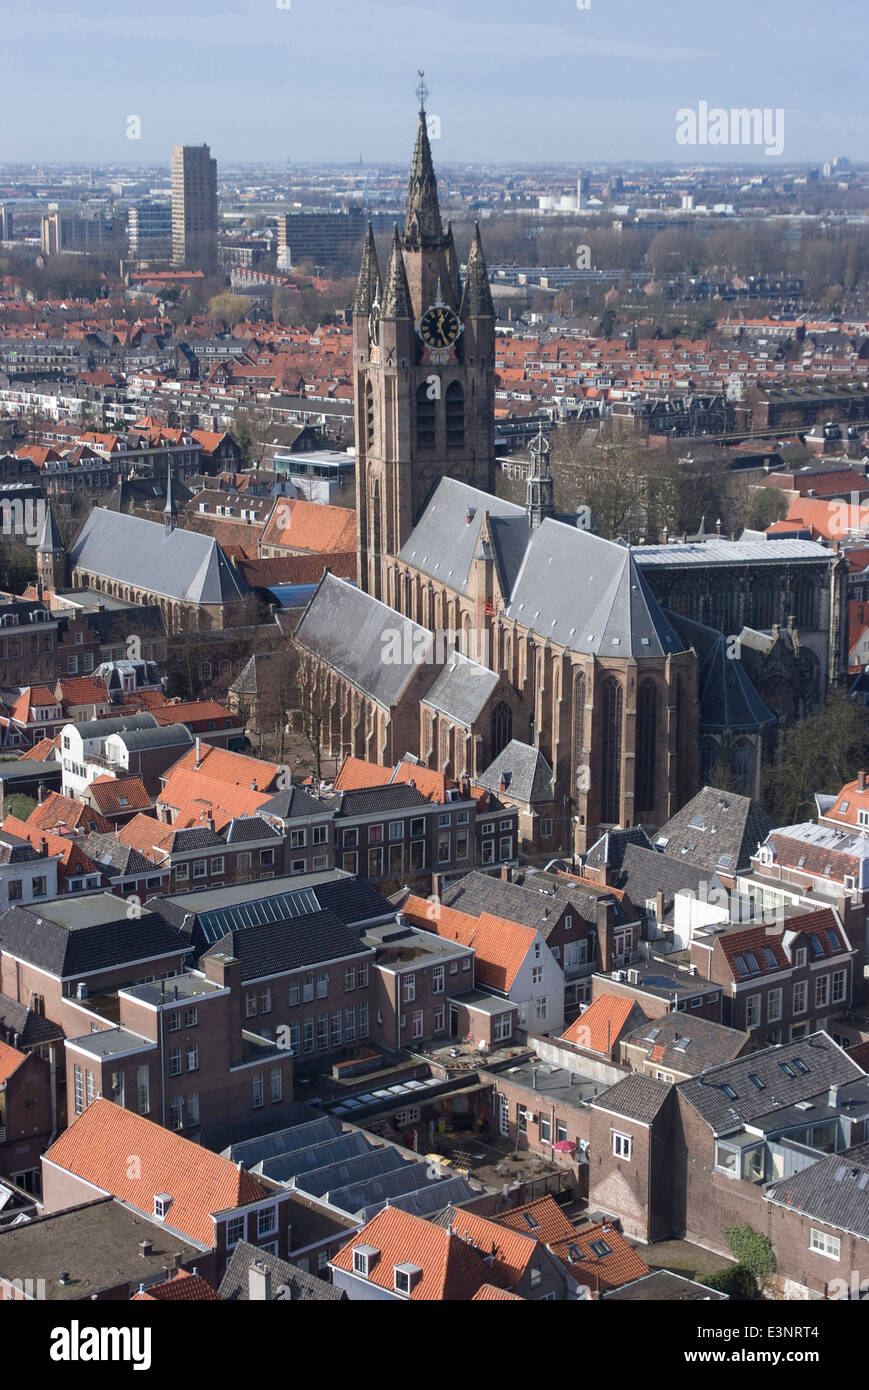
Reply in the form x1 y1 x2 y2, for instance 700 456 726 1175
732 739 751 792
600 678 623 824
635 679 658 815
700 737 719 784
710 584 738 632
572 671 587 797
792 581 818 630
752 584 777 629
669 583 698 621
491 701 512 759
416 381 436 450
445 381 465 449
365 381 375 453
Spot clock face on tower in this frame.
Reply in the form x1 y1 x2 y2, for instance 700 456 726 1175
418 304 463 351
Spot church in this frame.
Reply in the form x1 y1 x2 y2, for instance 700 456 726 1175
290 97 845 854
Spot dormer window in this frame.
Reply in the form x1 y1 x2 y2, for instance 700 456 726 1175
153 1193 173 1220
393 1262 422 1295
352 1244 380 1279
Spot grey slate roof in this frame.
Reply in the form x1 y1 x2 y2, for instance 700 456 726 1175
259 785 333 821
603 1270 728 1301
765 1142 869 1240
654 786 775 875
223 816 281 844
584 827 655 874
69 507 249 605
620 1013 751 1076
111 724 194 752
83 833 155 876
610 843 716 926
420 651 500 727
697 636 777 730
678 1033 864 1133
0 901 189 978
337 785 429 817
294 572 432 709
0 990 65 1046
230 651 274 696
201 909 371 982
592 1073 673 1123
440 868 633 933
397 478 527 597
219 1239 346 1302
69 713 157 741
476 740 554 805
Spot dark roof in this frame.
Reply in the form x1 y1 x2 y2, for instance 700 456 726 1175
475 740 553 805
0 898 189 979
421 653 500 728
337 785 429 817
697 635 777 731
653 786 774 875
219 1240 346 1302
620 1013 751 1075
202 909 371 982
602 1270 728 1301
605 843 712 926
83 833 155 877
0 990 65 1046
441 869 629 935
258 785 331 821
295 573 431 709
679 1033 864 1133
583 827 655 874
223 817 281 844
765 1142 869 1239
592 1073 673 1123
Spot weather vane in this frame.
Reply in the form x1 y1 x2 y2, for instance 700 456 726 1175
417 70 429 112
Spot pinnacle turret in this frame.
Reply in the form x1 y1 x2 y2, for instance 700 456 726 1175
460 223 495 320
353 222 382 317
382 225 413 320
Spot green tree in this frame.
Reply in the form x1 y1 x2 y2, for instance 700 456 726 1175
746 487 789 531
724 1225 777 1282
3 793 37 819
704 1265 759 1299
762 696 869 825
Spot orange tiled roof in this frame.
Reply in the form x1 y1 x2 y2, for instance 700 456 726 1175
331 1206 488 1301
445 1207 539 1288
151 701 235 728
561 993 637 1053
334 757 393 792
55 676 109 707
166 744 280 791
471 1284 524 1300
27 793 112 836
260 497 356 555
88 776 152 816
401 895 534 992
20 736 60 762
0 1038 27 1083
496 1196 576 1246
132 1270 222 1301
157 770 271 827
549 1222 649 1293
44 1099 269 1247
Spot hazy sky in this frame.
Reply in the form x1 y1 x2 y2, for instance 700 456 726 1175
2 0 867 166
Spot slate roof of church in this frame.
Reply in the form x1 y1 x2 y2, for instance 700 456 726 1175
398 479 685 658
69 507 249 606
294 572 433 709
421 651 500 727
476 740 553 804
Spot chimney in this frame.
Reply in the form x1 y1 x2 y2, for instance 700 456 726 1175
828 1084 840 1109
859 771 866 793
138 1240 153 1258
500 864 512 883
596 898 617 973
655 889 664 923
194 736 202 769
248 1262 272 1302
37 781 45 805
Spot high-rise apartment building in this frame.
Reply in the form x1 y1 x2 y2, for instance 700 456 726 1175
128 201 172 263
0 206 13 241
171 143 218 269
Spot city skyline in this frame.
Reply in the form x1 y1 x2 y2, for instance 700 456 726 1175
1 0 867 165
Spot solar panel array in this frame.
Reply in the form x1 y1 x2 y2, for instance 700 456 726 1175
198 887 322 944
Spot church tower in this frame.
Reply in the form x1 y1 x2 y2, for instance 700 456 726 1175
353 78 496 599
35 500 67 593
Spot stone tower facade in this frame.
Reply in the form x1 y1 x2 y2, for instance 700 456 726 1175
353 104 496 599
35 501 68 593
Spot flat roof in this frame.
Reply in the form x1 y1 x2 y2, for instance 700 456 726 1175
65 1026 153 1060
495 1060 608 1109
159 869 351 912
122 974 224 1007
27 894 138 929
0 1199 201 1300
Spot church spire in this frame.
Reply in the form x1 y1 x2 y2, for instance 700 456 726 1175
526 425 555 530
354 221 382 317
382 224 413 320
403 76 447 250
460 222 495 320
164 466 177 535
36 498 64 555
